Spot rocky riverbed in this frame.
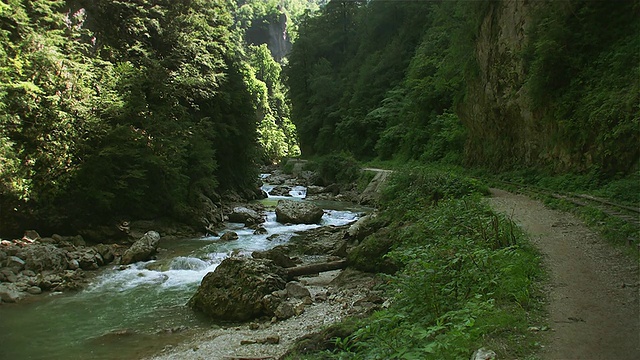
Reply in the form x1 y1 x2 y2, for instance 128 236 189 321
1 163 389 359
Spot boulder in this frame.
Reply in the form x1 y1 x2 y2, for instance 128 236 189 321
93 244 116 264
22 230 41 243
6 256 26 272
275 200 324 224
17 244 68 272
286 281 311 299
252 248 299 268
220 232 239 241
228 207 264 225
188 257 286 322
77 249 100 270
0 283 26 302
120 231 160 265
269 185 292 197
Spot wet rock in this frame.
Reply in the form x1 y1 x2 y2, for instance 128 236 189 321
219 232 239 242
120 231 160 265
228 207 264 225
252 247 299 268
26 286 42 294
0 283 26 302
275 199 324 224
17 244 68 272
269 185 292 196
189 257 286 321
253 226 268 235
38 273 63 290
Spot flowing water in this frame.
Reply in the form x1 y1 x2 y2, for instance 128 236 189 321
0 180 367 360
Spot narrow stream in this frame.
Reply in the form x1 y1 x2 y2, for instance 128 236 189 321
0 180 367 360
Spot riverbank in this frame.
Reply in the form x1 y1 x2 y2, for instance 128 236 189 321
0 162 378 359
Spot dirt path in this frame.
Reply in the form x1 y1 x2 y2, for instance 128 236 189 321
487 188 639 359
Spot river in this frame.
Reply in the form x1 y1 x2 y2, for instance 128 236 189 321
0 180 367 360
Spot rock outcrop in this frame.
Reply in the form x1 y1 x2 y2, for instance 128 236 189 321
275 200 324 224
120 231 160 265
188 257 287 322
227 206 264 225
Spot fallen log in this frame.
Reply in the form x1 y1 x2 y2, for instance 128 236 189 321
284 259 348 280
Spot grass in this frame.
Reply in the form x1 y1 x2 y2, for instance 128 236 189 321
285 166 546 359
475 167 640 258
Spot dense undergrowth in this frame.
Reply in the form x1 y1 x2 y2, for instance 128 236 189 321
363 158 639 256
286 166 545 359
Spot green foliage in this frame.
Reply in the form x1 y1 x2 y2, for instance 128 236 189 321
247 44 300 163
0 0 275 234
289 0 638 180
315 152 361 186
287 0 478 163
322 168 543 359
524 1 640 174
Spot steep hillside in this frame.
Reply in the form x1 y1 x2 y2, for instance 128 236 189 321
460 1 639 174
288 0 639 175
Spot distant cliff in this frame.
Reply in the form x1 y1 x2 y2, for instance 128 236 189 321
245 11 291 62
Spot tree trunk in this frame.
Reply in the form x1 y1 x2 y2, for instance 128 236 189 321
284 260 348 280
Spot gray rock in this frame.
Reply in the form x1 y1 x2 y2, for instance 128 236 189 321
120 231 160 265
275 200 324 224
93 244 115 264
17 244 68 272
78 251 99 270
188 257 286 322
20 270 36 277
306 185 326 195
67 259 80 270
253 226 268 235
252 248 299 268
228 207 263 225
0 283 26 303
286 281 311 299
22 230 41 242
274 302 295 320
26 286 42 294
6 256 26 272
471 348 497 360
220 232 239 241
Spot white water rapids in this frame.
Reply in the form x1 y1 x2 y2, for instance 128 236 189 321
0 178 366 360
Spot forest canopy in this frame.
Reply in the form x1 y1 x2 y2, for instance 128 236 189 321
0 0 313 236
287 0 639 174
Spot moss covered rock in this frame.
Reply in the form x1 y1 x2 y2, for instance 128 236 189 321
188 257 286 322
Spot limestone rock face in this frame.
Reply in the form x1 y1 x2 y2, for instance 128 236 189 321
188 257 286 322
275 200 324 224
120 231 160 265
